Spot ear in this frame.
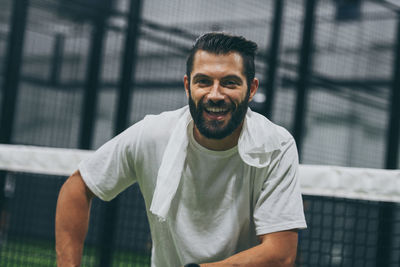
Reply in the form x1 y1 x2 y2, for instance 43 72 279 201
248 78 259 102
184 75 190 98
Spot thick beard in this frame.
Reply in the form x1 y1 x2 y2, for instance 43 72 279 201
188 89 250 140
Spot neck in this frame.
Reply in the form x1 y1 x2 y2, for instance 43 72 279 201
193 123 243 151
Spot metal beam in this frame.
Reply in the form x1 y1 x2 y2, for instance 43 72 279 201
49 33 65 86
376 12 400 267
385 13 400 170
263 0 284 119
78 13 107 149
0 0 29 143
292 0 317 155
0 0 29 219
98 1 143 267
114 0 143 135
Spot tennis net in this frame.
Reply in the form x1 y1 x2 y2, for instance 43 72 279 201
0 144 399 266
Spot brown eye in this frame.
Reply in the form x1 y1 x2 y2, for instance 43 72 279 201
197 79 212 86
221 80 238 88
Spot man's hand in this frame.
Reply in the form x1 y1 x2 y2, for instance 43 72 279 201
55 170 94 267
200 230 298 267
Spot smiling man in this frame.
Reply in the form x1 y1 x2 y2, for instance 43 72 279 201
186 49 256 150
56 32 307 267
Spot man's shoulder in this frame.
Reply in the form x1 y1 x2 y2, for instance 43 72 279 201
239 109 296 168
246 109 294 143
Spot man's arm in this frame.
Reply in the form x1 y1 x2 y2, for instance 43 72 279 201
202 230 298 267
55 170 94 267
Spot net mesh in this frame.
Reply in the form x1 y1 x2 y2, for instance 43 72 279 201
0 145 152 266
1 0 398 162
0 144 399 266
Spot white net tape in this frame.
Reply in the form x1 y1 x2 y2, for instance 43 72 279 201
300 164 400 203
0 144 92 176
1 144 399 202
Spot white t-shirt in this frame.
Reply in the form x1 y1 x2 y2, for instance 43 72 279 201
79 106 307 267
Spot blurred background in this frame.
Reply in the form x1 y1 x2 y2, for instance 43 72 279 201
0 0 399 266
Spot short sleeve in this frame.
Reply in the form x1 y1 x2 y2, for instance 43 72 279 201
253 138 307 235
78 121 144 201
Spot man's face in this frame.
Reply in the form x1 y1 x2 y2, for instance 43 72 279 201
184 50 258 140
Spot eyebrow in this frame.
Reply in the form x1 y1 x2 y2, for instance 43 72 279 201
221 75 243 84
192 73 211 82
192 73 243 84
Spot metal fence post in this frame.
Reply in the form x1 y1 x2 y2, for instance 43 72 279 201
376 11 400 267
0 0 29 144
292 0 317 156
98 0 143 266
0 0 29 221
263 0 284 119
384 3 400 171
50 33 65 86
114 0 142 135
78 11 107 150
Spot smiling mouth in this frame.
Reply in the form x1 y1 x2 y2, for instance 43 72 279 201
204 106 230 116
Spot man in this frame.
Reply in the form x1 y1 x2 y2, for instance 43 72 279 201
56 32 307 267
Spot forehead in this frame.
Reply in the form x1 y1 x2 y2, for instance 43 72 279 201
191 50 245 77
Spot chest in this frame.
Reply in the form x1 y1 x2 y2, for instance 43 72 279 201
181 153 247 211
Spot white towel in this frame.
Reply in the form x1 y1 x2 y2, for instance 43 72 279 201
149 107 286 221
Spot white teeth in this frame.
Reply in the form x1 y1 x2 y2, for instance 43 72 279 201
206 107 228 113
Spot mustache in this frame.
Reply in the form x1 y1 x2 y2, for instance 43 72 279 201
201 100 235 111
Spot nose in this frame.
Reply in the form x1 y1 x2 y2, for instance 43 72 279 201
207 82 224 102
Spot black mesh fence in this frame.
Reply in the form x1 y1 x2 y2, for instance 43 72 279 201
299 196 400 267
0 172 399 266
0 172 151 266
300 0 396 168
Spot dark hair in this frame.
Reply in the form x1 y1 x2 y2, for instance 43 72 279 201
186 32 258 89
